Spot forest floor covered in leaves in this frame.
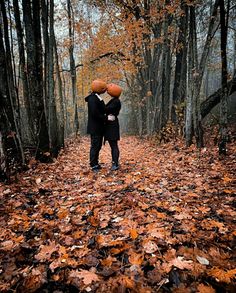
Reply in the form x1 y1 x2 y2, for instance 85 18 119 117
0 135 236 293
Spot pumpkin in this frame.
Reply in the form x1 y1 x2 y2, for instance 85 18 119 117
107 83 122 98
91 79 107 94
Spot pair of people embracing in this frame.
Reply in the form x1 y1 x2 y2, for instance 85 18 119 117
85 80 122 172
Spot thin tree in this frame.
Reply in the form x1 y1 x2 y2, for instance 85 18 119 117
218 0 229 154
67 0 79 136
0 2 24 179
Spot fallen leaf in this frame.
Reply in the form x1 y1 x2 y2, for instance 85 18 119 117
143 240 158 254
35 241 58 262
197 283 216 293
171 256 193 270
69 269 100 285
130 228 138 240
196 256 209 265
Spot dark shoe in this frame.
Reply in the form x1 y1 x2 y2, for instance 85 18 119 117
91 165 101 172
111 164 119 171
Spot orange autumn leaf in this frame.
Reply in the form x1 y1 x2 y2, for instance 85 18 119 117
128 252 144 265
222 176 233 183
197 283 216 293
88 215 100 227
72 230 85 239
208 267 236 283
57 208 69 219
130 228 138 240
101 255 117 267
119 275 135 290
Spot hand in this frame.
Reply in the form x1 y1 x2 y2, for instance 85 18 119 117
108 114 115 121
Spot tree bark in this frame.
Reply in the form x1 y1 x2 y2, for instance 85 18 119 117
53 35 65 148
218 0 229 155
22 0 49 159
13 0 33 144
172 1 188 123
0 1 24 165
48 0 60 156
67 0 79 136
161 3 172 128
191 7 204 148
0 4 24 178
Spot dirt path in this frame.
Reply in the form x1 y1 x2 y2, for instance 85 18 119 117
0 136 235 292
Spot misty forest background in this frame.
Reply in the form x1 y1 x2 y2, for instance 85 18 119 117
1 0 236 178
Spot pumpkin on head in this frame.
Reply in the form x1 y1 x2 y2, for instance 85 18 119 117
107 83 122 98
91 79 107 94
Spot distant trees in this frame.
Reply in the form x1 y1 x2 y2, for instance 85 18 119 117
84 0 235 149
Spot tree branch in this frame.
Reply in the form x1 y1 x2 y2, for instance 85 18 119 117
60 51 128 72
201 73 236 119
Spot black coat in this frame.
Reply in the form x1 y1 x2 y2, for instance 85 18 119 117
104 98 121 141
85 93 106 135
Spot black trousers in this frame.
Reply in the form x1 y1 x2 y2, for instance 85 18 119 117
90 135 103 167
108 140 119 165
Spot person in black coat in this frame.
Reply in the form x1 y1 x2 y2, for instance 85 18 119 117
104 84 122 170
85 81 108 171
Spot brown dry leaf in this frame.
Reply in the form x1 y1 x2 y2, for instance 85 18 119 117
35 241 58 262
171 256 193 270
69 269 100 285
0 240 14 251
174 212 192 220
96 234 113 247
197 283 216 293
143 240 158 254
22 267 47 292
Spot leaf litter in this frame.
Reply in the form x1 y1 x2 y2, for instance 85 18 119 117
0 136 235 292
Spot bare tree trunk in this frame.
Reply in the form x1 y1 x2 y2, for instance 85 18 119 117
54 35 65 148
0 6 23 179
13 0 33 144
48 0 60 156
185 10 194 147
191 7 204 148
161 6 172 128
22 0 49 159
218 0 229 155
41 0 49 119
185 1 219 147
0 1 24 166
67 0 79 136
172 1 188 123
